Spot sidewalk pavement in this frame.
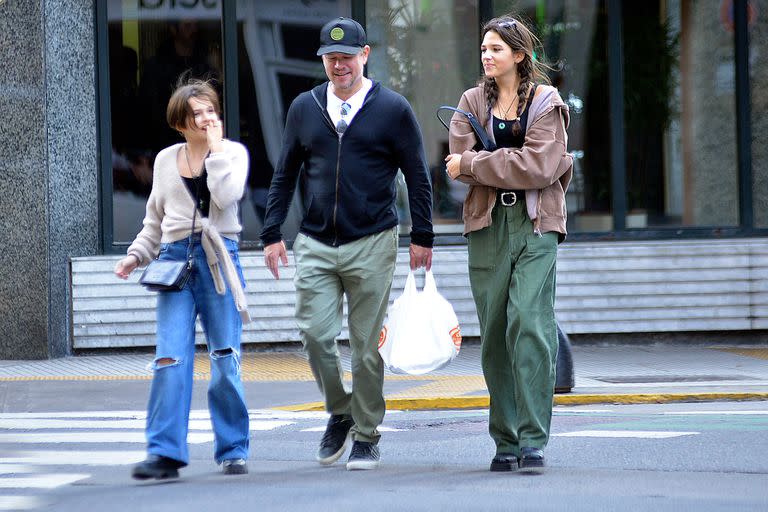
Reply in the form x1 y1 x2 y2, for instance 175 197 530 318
0 343 766 410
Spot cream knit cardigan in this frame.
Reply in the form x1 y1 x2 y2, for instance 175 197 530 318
127 139 251 322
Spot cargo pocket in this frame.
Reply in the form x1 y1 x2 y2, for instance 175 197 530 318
467 226 496 270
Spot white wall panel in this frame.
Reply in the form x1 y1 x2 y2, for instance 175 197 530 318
71 238 768 348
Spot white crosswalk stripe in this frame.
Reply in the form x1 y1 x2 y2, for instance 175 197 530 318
0 409 308 509
0 496 44 511
0 465 36 474
554 430 699 438
0 451 146 466
0 474 90 489
300 425 406 432
0 432 216 444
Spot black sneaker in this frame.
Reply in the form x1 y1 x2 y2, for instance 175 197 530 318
222 458 248 475
131 454 185 480
346 441 380 471
316 414 354 465
518 447 545 471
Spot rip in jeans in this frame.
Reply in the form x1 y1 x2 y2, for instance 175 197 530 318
146 357 182 371
210 347 241 373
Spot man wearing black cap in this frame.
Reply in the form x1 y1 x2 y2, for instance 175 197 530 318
261 17 434 471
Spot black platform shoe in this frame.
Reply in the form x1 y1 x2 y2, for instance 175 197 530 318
131 454 185 480
518 447 545 471
490 453 518 472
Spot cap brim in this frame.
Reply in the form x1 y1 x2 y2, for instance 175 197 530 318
317 44 362 56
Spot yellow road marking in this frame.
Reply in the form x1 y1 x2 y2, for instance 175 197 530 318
714 347 768 361
276 392 768 411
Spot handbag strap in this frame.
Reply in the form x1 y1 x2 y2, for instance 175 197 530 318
185 197 196 267
435 106 497 151
185 153 208 267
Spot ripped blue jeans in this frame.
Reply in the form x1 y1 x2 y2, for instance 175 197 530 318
146 237 249 465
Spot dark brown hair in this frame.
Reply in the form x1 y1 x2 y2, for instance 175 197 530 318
479 15 551 136
166 78 221 131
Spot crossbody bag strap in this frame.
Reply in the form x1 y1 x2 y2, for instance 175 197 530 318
184 149 210 267
185 188 197 269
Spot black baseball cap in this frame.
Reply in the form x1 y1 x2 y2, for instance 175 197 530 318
317 17 367 56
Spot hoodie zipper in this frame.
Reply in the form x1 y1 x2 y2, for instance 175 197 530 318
332 133 343 246
311 85 376 246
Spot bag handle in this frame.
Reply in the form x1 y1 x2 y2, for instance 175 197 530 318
435 105 497 152
403 271 418 296
423 270 437 294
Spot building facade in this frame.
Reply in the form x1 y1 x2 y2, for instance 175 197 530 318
0 0 764 358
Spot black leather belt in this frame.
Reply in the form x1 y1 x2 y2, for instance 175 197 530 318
497 190 524 206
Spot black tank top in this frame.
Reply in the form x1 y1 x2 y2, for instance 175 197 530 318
182 169 211 217
492 87 535 149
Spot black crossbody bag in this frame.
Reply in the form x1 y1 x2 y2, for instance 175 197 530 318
138 185 199 292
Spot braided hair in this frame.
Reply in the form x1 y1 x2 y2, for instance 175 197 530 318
479 16 551 137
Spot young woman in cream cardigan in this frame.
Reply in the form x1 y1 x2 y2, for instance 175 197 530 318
115 79 251 480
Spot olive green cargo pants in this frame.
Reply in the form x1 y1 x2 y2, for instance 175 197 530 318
467 199 558 456
293 228 398 444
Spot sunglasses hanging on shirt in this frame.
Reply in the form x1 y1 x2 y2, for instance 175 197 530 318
336 102 352 134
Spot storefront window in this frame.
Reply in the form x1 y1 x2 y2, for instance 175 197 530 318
749 1 766 227
102 0 754 246
108 0 223 243
628 0 738 228
366 0 481 235
493 0 611 232
236 0 350 243
491 1 742 231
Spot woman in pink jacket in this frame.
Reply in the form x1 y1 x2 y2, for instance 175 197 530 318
445 15 573 472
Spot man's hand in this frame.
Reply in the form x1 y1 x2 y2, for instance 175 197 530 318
264 241 289 279
409 244 433 271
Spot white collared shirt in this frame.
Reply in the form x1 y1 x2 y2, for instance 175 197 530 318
326 77 372 131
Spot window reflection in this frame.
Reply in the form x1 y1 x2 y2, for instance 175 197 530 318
108 0 222 242
108 0 351 244
236 0 349 243
104 0 751 245
495 0 739 231
629 0 738 228
366 0 480 235
750 1 766 227
495 0 611 232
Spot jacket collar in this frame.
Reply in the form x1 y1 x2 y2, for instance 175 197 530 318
467 85 569 135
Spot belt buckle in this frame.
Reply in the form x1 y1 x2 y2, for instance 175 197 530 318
500 191 517 206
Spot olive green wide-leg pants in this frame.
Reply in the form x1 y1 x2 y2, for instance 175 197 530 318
467 200 558 456
293 228 398 444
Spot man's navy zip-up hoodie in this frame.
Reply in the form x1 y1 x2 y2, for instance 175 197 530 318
260 81 434 248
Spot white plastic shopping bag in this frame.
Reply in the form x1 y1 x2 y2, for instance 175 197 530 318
378 270 462 375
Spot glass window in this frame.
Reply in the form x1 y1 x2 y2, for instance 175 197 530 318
366 0 481 236
493 1 611 232
107 0 352 246
492 1 741 231
627 0 738 229
749 1 766 227
108 0 223 243
235 0 350 244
